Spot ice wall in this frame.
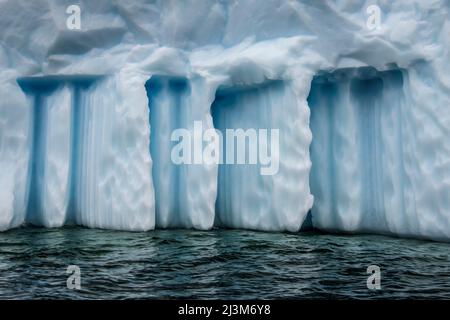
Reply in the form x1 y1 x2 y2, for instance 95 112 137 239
0 72 30 231
71 73 154 230
309 68 403 233
309 67 450 241
13 74 155 231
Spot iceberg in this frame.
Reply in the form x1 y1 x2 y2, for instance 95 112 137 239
0 0 450 241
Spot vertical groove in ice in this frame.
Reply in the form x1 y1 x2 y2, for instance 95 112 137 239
18 81 72 227
14 75 155 231
211 80 312 231
308 68 423 236
146 76 189 228
146 75 216 230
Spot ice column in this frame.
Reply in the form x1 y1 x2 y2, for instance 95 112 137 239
146 75 216 229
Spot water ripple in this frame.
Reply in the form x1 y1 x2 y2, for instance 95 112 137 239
0 227 449 299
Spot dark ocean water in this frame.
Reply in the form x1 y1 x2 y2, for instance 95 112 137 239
0 227 449 299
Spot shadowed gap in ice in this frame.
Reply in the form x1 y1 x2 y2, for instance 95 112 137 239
145 76 191 228
211 80 306 231
308 67 407 233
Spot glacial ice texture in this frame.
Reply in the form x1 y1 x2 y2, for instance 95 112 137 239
146 76 216 229
212 81 312 231
11 75 155 230
0 0 450 241
310 67 450 241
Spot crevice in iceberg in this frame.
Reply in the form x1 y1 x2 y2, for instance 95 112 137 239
21 82 59 226
145 75 190 228
211 80 307 231
211 81 280 229
301 211 313 231
350 75 385 228
308 67 408 233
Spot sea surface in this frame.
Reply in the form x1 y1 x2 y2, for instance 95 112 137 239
0 227 449 299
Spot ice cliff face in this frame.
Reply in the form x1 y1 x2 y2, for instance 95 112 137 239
1 0 450 241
